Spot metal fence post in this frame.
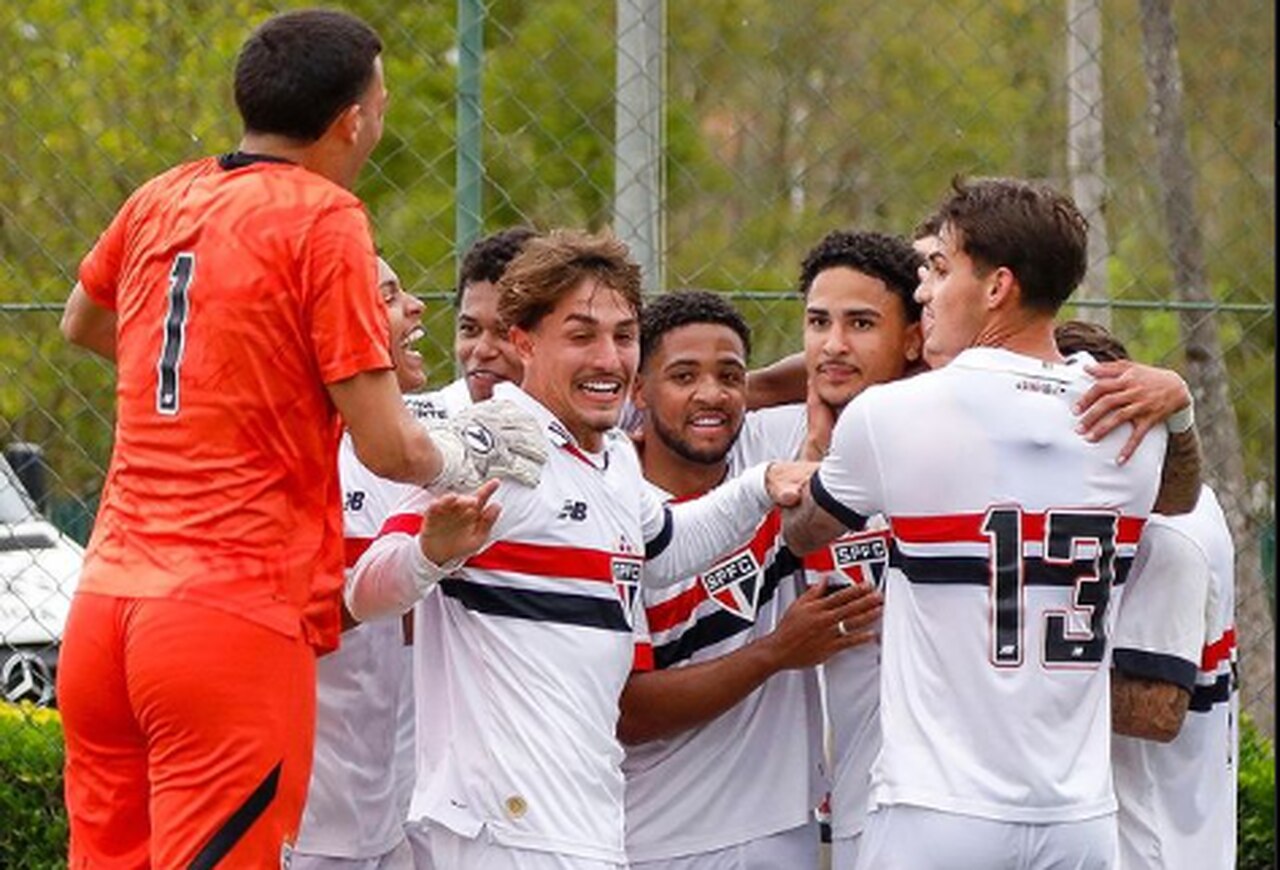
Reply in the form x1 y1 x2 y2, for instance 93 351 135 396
614 0 664 293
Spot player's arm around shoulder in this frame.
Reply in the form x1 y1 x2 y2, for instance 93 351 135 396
1074 359 1200 514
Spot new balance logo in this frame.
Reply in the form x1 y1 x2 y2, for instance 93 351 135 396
343 490 366 512
558 499 589 521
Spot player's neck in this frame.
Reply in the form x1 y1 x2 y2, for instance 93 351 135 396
235 133 355 189
638 427 729 500
970 313 1063 363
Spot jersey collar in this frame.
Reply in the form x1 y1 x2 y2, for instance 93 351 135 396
490 382 615 471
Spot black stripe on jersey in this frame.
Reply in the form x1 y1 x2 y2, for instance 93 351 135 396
652 548 804 669
1189 672 1233 713
1112 648 1198 693
810 474 870 532
645 506 674 559
440 577 630 632
890 550 1134 587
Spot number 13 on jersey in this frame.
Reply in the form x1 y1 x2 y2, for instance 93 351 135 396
982 507 1120 669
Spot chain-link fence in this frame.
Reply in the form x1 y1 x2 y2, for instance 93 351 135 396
0 0 1273 858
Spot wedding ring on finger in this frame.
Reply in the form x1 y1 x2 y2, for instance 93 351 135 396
837 619 849 637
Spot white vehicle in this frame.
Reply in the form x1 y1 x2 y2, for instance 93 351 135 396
0 454 83 706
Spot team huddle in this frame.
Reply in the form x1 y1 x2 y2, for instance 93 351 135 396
53 9 1238 870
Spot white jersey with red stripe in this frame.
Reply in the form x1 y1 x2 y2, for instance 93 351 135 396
1111 485 1237 870
811 348 1165 823
298 379 472 859
624 405 828 863
801 517 891 841
358 383 775 864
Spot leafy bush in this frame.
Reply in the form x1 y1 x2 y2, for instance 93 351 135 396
1239 713 1277 870
0 702 66 869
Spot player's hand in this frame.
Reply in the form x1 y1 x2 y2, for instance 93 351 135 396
763 578 883 670
428 399 548 491
764 460 818 507
418 479 501 567
801 383 836 461
1074 360 1191 464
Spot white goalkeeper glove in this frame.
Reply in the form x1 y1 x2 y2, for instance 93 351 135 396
427 399 548 492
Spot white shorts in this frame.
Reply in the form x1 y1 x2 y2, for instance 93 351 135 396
855 805 1117 870
630 822 818 870
829 832 861 870
416 820 623 870
291 838 414 870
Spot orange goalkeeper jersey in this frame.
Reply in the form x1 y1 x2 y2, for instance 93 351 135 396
76 154 392 651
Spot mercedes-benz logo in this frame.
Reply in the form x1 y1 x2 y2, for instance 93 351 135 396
3 652 54 706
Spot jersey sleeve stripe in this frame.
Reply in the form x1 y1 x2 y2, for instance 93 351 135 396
644 506 674 559
439 577 630 631
891 512 1146 546
809 473 870 532
379 513 424 537
465 540 621 583
343 536 374 569
1188 671 1233 713
1111 648 1199 693
1200 627 1236 670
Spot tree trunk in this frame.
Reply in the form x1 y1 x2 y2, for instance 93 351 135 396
1065 0 1111 327
1137 0 1273 737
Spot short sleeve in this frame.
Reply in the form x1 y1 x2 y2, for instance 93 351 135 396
302 205 392 384
810 395 886 527
1111 521 1210 692
77 194 141 310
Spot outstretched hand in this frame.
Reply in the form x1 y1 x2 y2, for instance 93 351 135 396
419 478 502 565
765 460 819 507
764 578 883 670
1075 360 1191 464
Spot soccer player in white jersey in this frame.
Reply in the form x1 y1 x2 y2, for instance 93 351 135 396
1055 321 1237 870
620 290 882 870
784 178 1168 870
348 230 811 870
299 232 539 869
784 229 931 870
293 257 425 870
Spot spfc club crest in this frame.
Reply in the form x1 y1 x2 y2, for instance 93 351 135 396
612 556 643 627
701 549 763 622
829 531 889 589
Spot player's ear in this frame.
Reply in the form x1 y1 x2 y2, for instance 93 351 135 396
509 325 536 366
903 322 923 364
987 266 1017 311
631 367 649 411
329 102 362 145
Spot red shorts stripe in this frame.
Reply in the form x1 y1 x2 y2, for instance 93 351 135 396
891 511 1146 546
1201 627 1237 670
